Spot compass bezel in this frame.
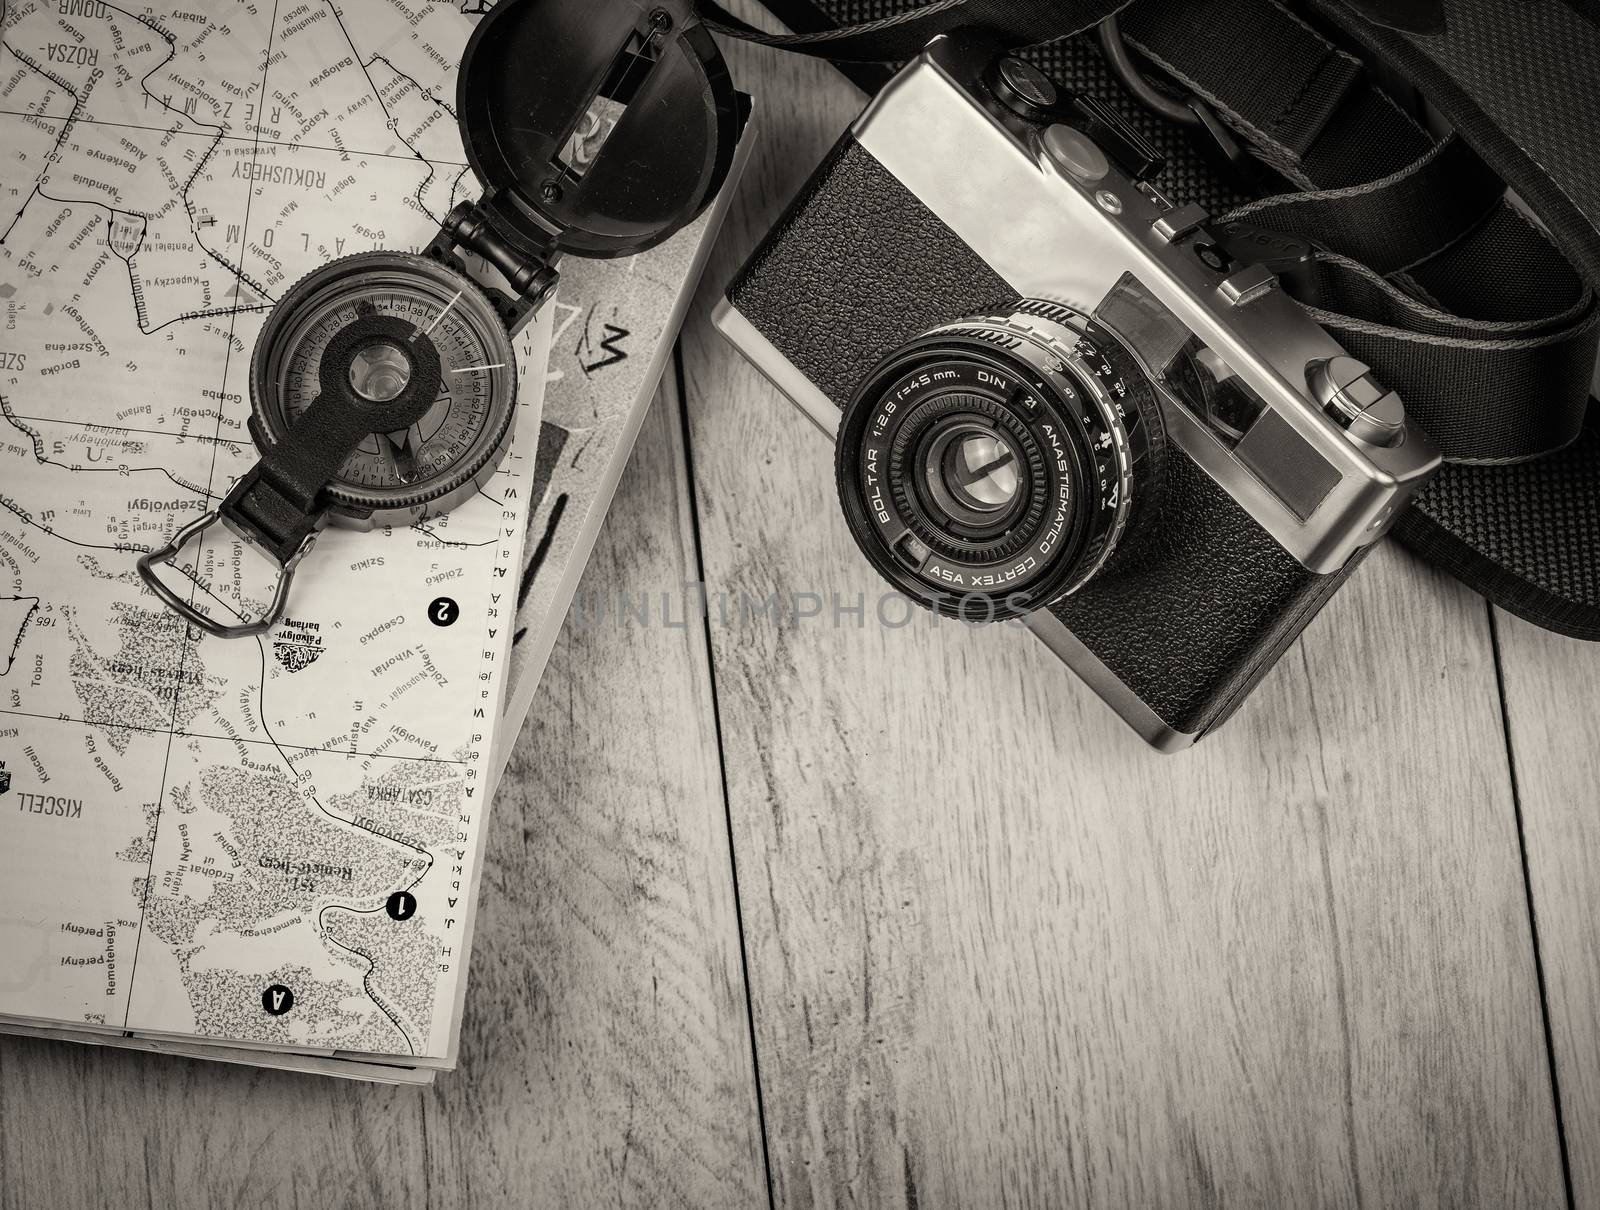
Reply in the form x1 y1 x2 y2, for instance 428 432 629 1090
248 252 519 527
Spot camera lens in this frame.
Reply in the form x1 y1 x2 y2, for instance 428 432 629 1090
923 421 1024 529
834 303 1164 621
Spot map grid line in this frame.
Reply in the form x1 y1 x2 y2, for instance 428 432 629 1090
118 0 284 1030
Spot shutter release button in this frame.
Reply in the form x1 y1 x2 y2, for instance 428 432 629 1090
1042 124 1110 183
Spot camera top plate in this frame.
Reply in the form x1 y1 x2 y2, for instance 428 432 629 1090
458 0 745 261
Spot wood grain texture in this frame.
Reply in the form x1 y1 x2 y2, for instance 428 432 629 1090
1496 610 1600 1210
681 34 1568 1208
419 372 766 1209
0 379 766 1210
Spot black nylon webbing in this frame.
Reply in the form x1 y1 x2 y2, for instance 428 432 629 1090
696 0 1127 58
1219 134 1501 276
1117 0 1367 171
1120 0 1598 464
1310 0 1600 297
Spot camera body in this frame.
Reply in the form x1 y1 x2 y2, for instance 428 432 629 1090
714 32 1439 749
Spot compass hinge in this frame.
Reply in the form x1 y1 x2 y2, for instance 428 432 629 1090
435 202 559 324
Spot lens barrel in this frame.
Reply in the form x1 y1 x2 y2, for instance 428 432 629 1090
834 303 1163 621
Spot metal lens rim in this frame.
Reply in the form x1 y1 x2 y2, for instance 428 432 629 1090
890 397 1048 563
919 419 1027 535
348 340 415 403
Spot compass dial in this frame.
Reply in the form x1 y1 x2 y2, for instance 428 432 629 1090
250 252 518 521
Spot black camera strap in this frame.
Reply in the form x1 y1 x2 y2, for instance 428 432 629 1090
1118 0 1597 467
704 0 1600 640
699 0 1132 58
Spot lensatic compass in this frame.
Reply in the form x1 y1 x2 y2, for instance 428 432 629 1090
140 0 745 637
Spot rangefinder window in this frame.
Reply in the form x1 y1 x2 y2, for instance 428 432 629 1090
1165 338 1269 447
1092 273 1270 449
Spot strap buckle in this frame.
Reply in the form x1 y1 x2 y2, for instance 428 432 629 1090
137 509 316 640
1214 220 1322 306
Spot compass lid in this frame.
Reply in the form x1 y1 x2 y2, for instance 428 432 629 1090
457 0 745 261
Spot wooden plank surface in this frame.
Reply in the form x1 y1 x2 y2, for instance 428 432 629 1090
1496 610 1600 1210
680 34 1570 1208
0 18 1591 1210
0 379 766 1210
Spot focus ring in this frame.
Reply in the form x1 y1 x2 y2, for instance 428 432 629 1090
885 391 1050 565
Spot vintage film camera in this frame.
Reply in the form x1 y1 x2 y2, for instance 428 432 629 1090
715 31 1440 749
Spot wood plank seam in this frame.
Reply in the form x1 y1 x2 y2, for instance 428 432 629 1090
671 341 781 1210
1489 604 1579 1210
